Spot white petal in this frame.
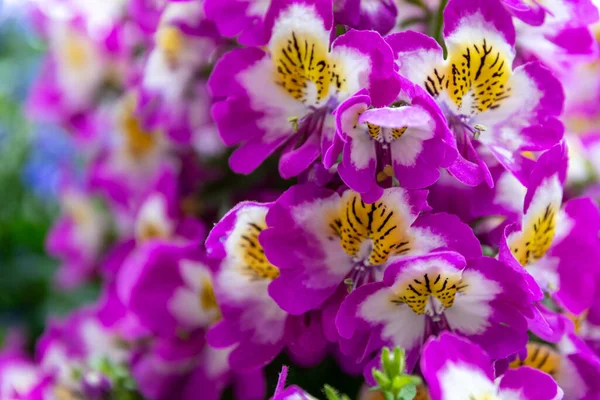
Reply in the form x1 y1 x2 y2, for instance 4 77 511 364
438 364 497 400
179 260 212 291
445 269 500 335
494 171 526 214
390 128 431 167
359 287 426 351
291 195 355 288
331 45 372 99
239 58 309 142
167 287 213 328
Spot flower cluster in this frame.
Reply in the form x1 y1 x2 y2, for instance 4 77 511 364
7 0 600 399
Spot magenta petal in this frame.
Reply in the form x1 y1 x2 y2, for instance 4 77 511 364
444 0 516 46
229 136 288 175
499 367 561 400
278 132 321 179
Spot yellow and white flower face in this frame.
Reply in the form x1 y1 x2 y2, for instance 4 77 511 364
270 3 340 107
330 191 414 266
508 174 562 267
52 25 106 108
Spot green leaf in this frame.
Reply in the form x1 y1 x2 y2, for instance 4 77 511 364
373 369 391 389
324 385 342 400
398 384 418 400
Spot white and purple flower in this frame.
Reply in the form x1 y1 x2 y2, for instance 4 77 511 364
422 333 563 400
336 253 535 374
387 0 565 186
209 0 400 178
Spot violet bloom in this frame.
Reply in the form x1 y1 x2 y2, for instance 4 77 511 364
263 183 481 317
26 21 111 140
46 184 109 288
421 333 562 400
209 0 400 178
510 335 600 399
510 0 599 75
35 307 130 398
326 78 457 202
89 92 174 214
130 334 265 400
132 164 205 244
337 253 535 373
387 0 564 186
205 201 328 371
137 1 223 145
117 241 219 339
500 143 600 315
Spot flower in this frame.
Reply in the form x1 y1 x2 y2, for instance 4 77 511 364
117 241 218 339
205 201 327 371
512 0 599 75
387 0 565 186
421 332 562 400
510 335 600 399
137 1 223 145
46 183 110 288
325 77 457 202
209 0 400 178
337 253 535 374
263 183 481 317
500 143 600 314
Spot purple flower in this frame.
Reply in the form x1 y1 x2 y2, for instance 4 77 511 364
0 350 44 399
136 1 223 146
263 183 481 317
326 78 457 202
117 241 219 340
500 143 600 315
510 334 600 400
512 0 599 75
205 201 328 371
209 0 400 178
421 333 562 400
337 253 535 375
46 184 110 288
387 0 565 186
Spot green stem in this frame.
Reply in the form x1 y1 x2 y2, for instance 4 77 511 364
404 0 431 14
429 0 448 56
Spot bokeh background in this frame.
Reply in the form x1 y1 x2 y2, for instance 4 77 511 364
0 3 363 396
0 0 99 351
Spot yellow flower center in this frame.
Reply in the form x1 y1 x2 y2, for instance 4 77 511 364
330 192 413 266
366 122 407 144
199 278 221 323
425 39 512 116
511 204 557 266
138 222 169 242
567 311 587 335
273 31 345 105
239 220 280 280
510 342 561 376
120 97 156 159
157 25 184 62
471 394 500 400
390 271 466 315
54 386 78 400
64 35 88 69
